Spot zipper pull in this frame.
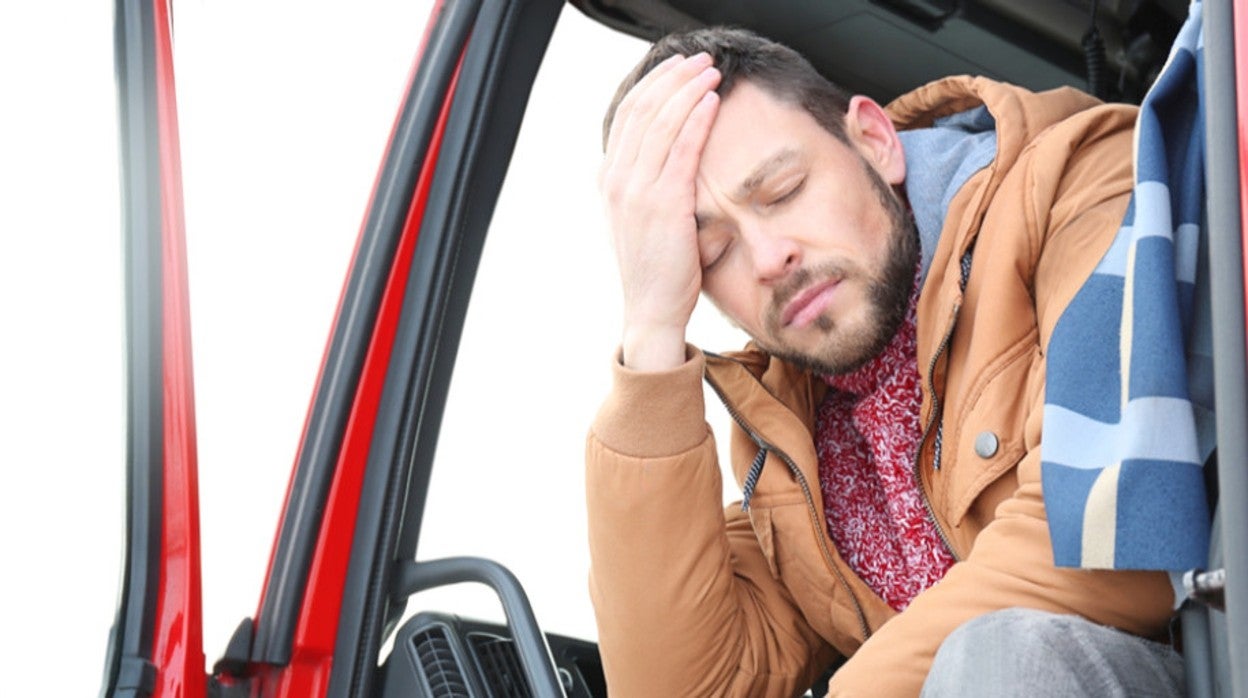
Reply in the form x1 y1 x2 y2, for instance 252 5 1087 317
741 446 769 511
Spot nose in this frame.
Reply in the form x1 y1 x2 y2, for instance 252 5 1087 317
742 224 801 284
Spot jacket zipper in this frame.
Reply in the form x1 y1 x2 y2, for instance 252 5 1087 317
704 369 873 643
914 304 962 562
916 246 975 562
917 307 955 466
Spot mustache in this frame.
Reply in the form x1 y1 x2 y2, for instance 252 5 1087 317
767 261 854 325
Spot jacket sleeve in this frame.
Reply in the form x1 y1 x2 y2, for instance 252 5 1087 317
828 105 1177 696
586 346 838 697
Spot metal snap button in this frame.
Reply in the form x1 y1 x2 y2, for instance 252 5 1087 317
974 431 999 458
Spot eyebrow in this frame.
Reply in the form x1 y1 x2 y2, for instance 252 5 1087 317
696 148 802 230
735 148 801 199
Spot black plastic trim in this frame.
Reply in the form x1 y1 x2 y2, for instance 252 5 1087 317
326 0 564 696
566 0 697 41
951 2 1088 89
249 0 476 666
393 558 564 697
568 0 1164 104
1202 1 1248 696
212 617 254 676
115 657 158 695
101 1 165 696
381 612 603 698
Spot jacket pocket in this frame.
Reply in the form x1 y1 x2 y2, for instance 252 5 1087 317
750 505 783 579
945 339 1038 526
760 502 884 655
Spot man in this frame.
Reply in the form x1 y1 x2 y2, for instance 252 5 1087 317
585 27 1188 697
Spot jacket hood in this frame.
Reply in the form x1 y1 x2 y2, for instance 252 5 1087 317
887 75 1104 184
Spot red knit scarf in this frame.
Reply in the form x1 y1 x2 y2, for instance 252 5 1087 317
815 280 955 611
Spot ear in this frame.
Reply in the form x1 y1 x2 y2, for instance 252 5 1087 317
843 95 906 186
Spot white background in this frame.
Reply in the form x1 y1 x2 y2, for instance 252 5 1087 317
0 2 745 694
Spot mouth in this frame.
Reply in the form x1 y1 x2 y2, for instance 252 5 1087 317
780 279 841 329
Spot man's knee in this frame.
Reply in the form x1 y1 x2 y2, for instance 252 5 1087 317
923 609 1053 689
921 608 1183 698
935 607 1083 658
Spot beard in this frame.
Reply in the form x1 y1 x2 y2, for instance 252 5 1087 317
757 158 919 376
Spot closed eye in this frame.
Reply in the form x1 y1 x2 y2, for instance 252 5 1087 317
770 178 806 207
699 229 732 271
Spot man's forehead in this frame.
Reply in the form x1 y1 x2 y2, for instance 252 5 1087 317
701 83 816 174
694 146 804 229
696 140 808 203
692 82 838 220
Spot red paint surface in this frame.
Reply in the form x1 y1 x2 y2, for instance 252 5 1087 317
249 3 458 694
251 0 449 621
150 0 206 696
289 64 459 696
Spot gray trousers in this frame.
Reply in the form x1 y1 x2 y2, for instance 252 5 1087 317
921 608 1185 697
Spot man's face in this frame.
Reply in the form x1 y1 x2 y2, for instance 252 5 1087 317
694 81 918 375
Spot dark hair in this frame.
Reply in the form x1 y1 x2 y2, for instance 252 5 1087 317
602 27 853 150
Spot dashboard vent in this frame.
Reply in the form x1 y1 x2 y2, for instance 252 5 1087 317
468 633 531 698
412 625 471 698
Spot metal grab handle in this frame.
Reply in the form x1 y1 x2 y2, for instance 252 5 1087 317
1184 568 1227 611
392 557 566 697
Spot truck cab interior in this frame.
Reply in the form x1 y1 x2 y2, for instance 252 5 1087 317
101 2 1241 697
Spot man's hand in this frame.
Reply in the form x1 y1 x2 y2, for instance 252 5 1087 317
599 53 721 371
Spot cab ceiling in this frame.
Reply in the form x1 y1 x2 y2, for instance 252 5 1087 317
570 0 1184 105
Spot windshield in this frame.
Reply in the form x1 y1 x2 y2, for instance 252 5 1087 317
167 0 744 662
9 4 750 694
169 0 745 658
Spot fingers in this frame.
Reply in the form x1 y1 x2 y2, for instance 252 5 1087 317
596 52 722 363
607 52 720 178
633 64 721 180
657 89 719 188
605 53 683 156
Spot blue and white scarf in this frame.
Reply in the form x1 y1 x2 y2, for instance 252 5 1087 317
1041 0 1213 571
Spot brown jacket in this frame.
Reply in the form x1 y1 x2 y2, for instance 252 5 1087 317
586 76 1175 697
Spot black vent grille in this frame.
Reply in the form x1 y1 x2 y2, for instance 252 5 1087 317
412 625 471 698
468 633 532 698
